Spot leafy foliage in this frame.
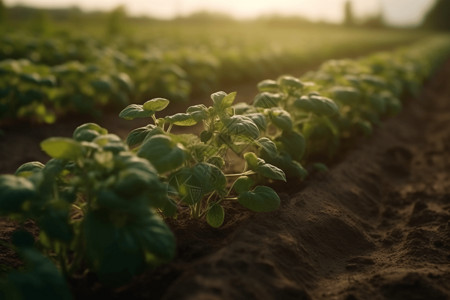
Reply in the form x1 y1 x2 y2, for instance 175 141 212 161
1 36 450 297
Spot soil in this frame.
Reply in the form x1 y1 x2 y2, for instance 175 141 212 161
1 58 450 299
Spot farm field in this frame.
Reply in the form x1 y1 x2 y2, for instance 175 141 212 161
1 4 450 300
0 18 428 124
110 58 449 299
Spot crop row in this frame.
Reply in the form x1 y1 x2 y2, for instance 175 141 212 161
1 35 450 298
0 27 425 123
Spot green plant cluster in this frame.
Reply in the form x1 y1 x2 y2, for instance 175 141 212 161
0 26 425 123
0 59 133 123
1 35 450 298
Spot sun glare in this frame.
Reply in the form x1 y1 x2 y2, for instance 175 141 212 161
3 0 436 25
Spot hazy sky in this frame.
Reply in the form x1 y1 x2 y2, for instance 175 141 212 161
4 0 436 26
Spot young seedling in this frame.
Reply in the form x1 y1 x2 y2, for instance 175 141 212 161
120 91 287 228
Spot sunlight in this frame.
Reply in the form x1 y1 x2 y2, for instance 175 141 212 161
3 0 436 25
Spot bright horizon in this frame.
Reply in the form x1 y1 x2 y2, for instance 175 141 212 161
4 0 436 26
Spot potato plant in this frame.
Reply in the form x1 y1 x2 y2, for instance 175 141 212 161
0 35 450 296
0 123 175 295
0 27 431 124
119 92 287 227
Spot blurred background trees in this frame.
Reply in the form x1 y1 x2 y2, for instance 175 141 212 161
422 0 450 31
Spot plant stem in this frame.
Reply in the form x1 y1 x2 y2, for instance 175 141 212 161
225 171 255 177
167 123 173 133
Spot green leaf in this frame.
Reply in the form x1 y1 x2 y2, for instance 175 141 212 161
211 91 236 110
0 175 36 214
114 168 160 198
233 102 252 114
253 92 282 108
356 120 373 136
200 130 213 143
73 123 108 142
207 156 225 169
15 161 45 177
361 74 386 89
206 204 225 228
278 75 304 91
90 78 112 93
143 98 170 112
39 206 72 242
313 162 328 172
138 135 186 173
261 152 308 179
255 163 286 182
224 115 260 139
257 137 278 159
186 104 208 114
276 130 306 161
114 72 134 93
257 79 279 93
84 210 175 286
42 159 66 178
386 95 402 115
20 73 41 84
126 124 162 148
170 163 226 205
370 94 387 115
294 94 339 116
330 86 361 105
165 113 197 126
246 113 267 131
119 104 154 120
238 186 280 212
243 152 259 169
245 153 286 182
233 176 254 194
4 248 72 300
186 104 208 122
93 134 127 154
269 108 293 131
41 138 83 160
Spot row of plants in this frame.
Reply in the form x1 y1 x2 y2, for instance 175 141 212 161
0 27 426 123
1 35 450 298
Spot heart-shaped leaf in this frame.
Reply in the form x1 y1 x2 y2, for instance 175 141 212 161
126 124 162 148
255 163 286 182
246 113 267 131
330 86 361 105
269 108 293 131
119 104 154 120
165 113 197 126
253 92 282 108
257 138 278 159
294 94 339 116
257 79 279 93
211 91 236 111
138 135 186 174
206 204 225 228
238 186 280 212
73 123 108 142
15 161 45 177
170 163 226 205
224 115 260 140
143 98 170 112
0 175 36 213
278 75 304 91
233 176 254 194
245 152 286 182
276 130 306 161
41 138 83 161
